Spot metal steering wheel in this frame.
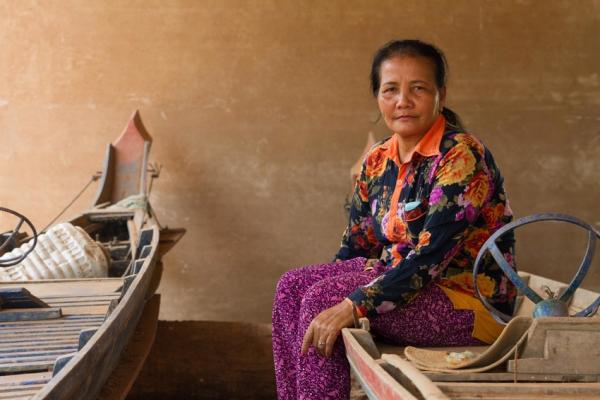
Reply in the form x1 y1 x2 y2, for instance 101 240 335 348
473 213 600 324
0 207 37 267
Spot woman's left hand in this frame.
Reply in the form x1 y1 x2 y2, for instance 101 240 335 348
300 300 354 358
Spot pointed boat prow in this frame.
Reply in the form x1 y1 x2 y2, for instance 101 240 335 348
93 110 153 206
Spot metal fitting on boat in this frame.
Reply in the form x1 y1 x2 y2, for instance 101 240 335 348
0 223 109 280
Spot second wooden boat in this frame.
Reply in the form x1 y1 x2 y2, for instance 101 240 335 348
0 111 185 399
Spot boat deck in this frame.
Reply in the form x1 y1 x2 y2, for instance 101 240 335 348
0 279 123 400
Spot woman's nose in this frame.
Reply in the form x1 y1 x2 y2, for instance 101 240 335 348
395 90 412 108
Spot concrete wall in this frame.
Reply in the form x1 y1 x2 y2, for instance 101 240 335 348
1 1 599 322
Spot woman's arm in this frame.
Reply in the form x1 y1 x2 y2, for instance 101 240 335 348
335 157 383 261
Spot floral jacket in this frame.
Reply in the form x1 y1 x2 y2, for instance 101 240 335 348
336 116 517 318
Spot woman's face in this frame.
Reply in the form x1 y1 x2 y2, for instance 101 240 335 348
377 55 446 140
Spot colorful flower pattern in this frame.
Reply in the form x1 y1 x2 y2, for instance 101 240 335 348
336 119 516 317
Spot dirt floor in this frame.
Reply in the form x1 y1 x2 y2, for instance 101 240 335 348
126 321 276 400
126 320 367 399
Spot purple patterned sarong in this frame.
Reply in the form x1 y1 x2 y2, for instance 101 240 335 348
272 257 482 400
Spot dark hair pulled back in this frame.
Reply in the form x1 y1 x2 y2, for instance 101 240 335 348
370 39 464 131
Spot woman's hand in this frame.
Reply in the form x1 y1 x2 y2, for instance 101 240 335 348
300 300 354 358
364 258 380 271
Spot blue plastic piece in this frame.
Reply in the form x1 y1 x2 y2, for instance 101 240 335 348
404 201 420 212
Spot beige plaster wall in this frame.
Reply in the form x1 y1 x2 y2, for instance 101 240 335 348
0 1 599 322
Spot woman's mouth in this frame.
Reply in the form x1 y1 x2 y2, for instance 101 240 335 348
393 115 416 121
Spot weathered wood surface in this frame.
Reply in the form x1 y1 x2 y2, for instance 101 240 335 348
0 287 50 308
33 227 159 400
345 271 600 399
342 328 419 400
0 308 61 323
438 381 600 399
98 294 160 400
0 315 104 375
0 112 179 400
0 280 124 298
382 354 449 400
426 371 600 383
92 111 152 206
507 318 600 375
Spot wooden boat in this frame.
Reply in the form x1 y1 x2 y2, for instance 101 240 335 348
0 111 185 399
343 216 600 400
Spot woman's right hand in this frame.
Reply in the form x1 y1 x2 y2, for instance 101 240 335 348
364 258 380 271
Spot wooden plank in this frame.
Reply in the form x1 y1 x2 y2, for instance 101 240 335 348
0 280 124 298
381 354 449 399
426 371 600 383
39 295 120 302
0 384 45 393
0 355 72 366
0 349 78 359
60 305 111 315
0 332 96 341
98 294 160 400
0 371 50 386
445 395 590 400
0 316 103 327
0 394 40 400
0 322 101 332
0 341 78 349
0 308 61 323
87 213 135 222
438 381 600 395
0 334 83 343
0 325 101 335
0 360 54 373
342 328 418 400
0 287 50 308
0 343 78 356
46 302 111 308
0 386 42 400
1 318 100 327
0 340 78 350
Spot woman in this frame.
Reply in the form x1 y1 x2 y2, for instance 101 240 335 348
272 39 516 400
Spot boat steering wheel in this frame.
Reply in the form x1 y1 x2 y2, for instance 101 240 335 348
473 213 600 324
0 207 37 267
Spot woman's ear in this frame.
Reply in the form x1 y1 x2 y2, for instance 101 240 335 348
438 86 447 112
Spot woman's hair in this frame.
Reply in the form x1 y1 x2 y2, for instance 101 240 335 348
370 39 464 131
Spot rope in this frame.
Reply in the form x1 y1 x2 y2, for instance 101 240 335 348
40 172 101 234
513 339 520 384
